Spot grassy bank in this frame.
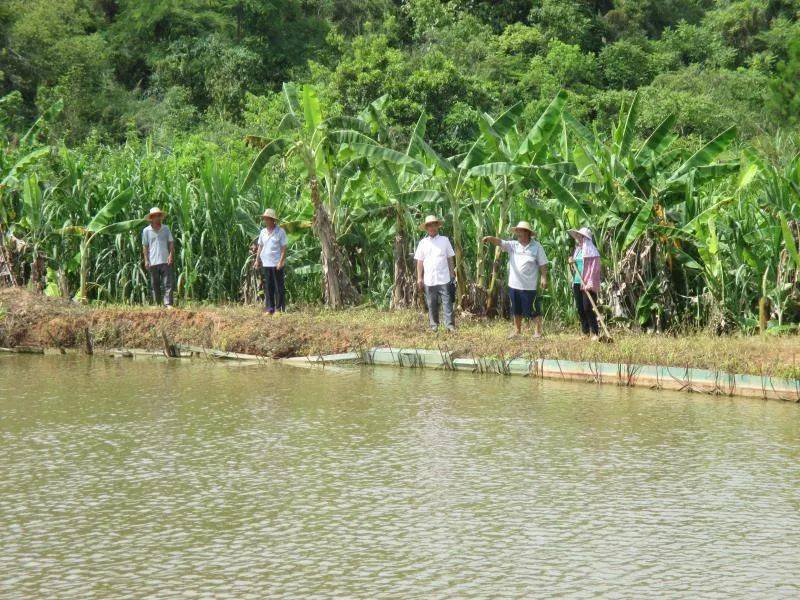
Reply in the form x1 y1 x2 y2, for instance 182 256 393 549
1 289 798 379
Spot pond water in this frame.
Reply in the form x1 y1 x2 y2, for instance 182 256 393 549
1 355 799 598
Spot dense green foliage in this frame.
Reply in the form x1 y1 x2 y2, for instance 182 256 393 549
2 0 799 143
1 1 799 333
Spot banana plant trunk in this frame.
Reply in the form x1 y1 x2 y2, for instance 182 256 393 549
449 198 468 308
391 208 415 309
485 214 507 316
485 189 510 315
309 175 360 308
78 234 90 303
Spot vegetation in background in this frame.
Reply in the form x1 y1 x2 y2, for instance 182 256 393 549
0 1 799 335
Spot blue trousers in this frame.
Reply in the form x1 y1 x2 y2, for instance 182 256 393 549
424 284 455 330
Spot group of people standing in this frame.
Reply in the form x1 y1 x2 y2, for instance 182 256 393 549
140 207 603 339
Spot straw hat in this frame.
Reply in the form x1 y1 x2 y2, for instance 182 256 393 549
510 220 534 235
261 208 279 221
568 227 593 242
419 215 443 231
146 207 165 219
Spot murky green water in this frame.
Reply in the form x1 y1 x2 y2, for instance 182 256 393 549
1 355 799 598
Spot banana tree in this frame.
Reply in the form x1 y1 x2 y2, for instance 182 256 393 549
58 187 142 302
538 93 738 325
736 148 800 331
404 133 490 307
0 143 50 285
243 83 361 308
467 90 568 313
330 112 433 308
7 175 54 290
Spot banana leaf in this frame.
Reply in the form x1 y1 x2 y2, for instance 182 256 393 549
622 198 653 251
242 138 290 192
667 126 736 185
516 90 568 159
87 189 133 233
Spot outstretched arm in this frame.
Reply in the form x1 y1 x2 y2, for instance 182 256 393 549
482 236 502 247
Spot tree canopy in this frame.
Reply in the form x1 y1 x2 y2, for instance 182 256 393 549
0 0 797 147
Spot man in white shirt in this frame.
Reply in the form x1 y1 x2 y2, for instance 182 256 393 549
141 207 175 308
256 208 288 314
414 215 456 332
483 220 549 338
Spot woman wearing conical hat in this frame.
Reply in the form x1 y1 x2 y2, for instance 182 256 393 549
568 227 602 339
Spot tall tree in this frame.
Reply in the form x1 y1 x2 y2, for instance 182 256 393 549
243 84 361 308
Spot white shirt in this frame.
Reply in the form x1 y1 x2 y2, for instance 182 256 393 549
141 224 174 266
258 226 288 267
500 239 548 291
414 234 455 287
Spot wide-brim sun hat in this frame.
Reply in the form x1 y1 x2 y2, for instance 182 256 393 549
568 227 593 242
261 208 279 221
146 207 165 219
510 221 534 235
419 215 444 231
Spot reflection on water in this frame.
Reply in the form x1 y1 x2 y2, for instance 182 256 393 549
1 355 799 598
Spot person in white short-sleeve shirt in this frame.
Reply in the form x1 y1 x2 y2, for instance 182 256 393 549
256 208 288 313
414 215 456 331
483 221 549 338
141 207 175 307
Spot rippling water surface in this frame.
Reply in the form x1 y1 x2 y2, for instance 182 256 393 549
1 355 799 598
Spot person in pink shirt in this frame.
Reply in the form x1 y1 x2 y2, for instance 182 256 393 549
567 227 602 339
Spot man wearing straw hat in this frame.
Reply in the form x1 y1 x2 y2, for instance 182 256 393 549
483 221 549 338
414 215 456 332
256 208 288 314
141 207 175 308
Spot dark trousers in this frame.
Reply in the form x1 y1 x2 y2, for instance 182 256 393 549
262 267 285 313
573 283 599 335
424 283 455 330
149 263 174 306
